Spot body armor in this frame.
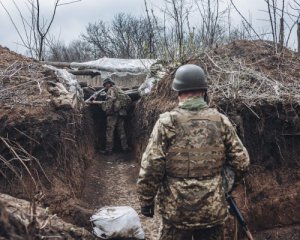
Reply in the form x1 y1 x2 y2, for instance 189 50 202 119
166 108 225 179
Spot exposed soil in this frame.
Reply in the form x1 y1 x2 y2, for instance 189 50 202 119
0 46 95 238
74 146 299 240
79 152 161 240
1 41 300 239
132 40 300 239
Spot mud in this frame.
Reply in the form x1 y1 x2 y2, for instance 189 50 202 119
79 152 161 240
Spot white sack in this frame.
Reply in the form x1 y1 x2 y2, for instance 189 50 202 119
90 206 145 239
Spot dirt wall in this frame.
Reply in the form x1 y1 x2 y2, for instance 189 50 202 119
0 46 96 219
0 106 95 214
131 41 300 239
219 100 300 235
132 93 300 240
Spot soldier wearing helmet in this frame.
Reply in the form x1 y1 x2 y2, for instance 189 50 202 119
101 77 131 155
137 64 250 240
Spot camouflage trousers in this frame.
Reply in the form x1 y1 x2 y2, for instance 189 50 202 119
105 115 128 152
158 219 224 240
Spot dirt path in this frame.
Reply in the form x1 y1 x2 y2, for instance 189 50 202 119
79 153 300 240
80 152 160 240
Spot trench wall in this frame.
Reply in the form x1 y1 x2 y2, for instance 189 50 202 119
0 106 95 215
132 97 300 238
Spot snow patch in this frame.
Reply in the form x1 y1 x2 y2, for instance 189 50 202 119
44 65 84 109
45 65 82 95
70 57 156 73
139 62 167 95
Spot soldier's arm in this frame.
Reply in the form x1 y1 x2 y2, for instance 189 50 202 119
137 113 175 207
221 114 250 176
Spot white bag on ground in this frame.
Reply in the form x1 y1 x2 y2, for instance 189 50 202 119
90 206 145 239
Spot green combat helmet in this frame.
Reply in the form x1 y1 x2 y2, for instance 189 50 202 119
103 77 115 86
172 64 208 92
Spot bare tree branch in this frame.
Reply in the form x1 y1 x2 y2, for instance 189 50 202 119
229 0 261 40
0 0 27 48
57 0 81 6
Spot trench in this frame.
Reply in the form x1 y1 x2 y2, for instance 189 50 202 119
130 94 300 240
1 61 299 239
71 96 300 240
1 88 299 240
74 104 162 239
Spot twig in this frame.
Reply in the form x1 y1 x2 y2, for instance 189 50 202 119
57 0 81 6
0 155 23 180
276 137 285 162
229 0 261 40
13 127 40 144
1 137 37 188
204 52 235 74
242 102 261 119
14 141 52 184
0 80 38 93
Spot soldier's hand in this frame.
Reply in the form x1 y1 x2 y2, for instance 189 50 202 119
141 204 154 218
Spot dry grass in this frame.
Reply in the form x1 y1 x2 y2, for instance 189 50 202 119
0 136 51 192
0 60 50 107
147 40 300 107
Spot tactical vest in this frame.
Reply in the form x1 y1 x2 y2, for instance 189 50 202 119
105 86 131 116
166 108 225 179
112 87 131 115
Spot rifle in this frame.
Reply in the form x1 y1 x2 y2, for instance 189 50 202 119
85 88 106 103
226 193 254 240
86 100 104 105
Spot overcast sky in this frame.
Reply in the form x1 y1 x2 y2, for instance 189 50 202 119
0 0 298 54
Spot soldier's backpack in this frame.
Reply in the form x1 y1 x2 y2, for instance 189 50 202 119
113 89 132 114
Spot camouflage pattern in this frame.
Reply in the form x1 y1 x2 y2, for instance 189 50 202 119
137 97 249 230
166 108 225 179
105 115 128 152
102 85 131 116
159 219 224 240
102 85 130 151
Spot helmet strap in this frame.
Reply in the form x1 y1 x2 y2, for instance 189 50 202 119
204 91 209 105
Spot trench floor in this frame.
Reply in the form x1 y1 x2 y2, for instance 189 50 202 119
78 153 300 240
80 152 160 240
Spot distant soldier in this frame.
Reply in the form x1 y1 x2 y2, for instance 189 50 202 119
137 64 250 240
101 77 131 155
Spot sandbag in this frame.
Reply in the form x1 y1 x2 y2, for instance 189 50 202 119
90 206 145 239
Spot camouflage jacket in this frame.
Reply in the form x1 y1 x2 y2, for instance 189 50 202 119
102 86 131 116
137 97 250 229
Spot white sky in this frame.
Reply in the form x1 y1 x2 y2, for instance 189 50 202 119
0 0 298 54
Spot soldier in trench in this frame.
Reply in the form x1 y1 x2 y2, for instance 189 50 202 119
137 64 250 240
100 77 131 155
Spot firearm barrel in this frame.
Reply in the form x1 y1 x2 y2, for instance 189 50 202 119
226 194 255 240
85 88 106 102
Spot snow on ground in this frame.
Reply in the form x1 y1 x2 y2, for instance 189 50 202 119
44 65 84 109
70 57 156 73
